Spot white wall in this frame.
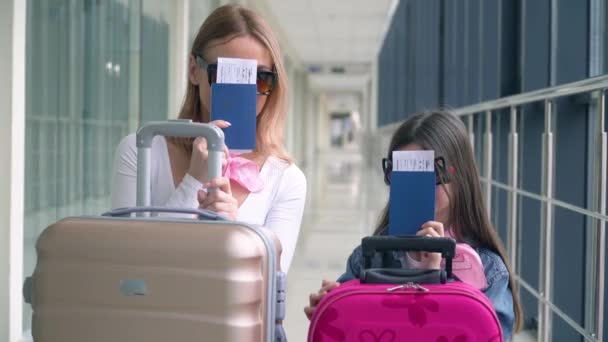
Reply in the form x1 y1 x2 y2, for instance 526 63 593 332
238 0 315 165
317 94 330 151
302 77 317 169
0 0 26 341
359 58 384 167
241 0 302 67
188 0 219 46
0 0 13 337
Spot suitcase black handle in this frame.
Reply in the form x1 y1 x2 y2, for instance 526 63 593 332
361 236 456 281
360 268 447 285
102 207 227 221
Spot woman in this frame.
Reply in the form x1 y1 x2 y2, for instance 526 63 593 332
111 4 306 272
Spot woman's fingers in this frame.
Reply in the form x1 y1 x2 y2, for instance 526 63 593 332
221 145 231 172
204 177 232 195
416 227 441 238
209 119 232 129
309 281 339 307
192 137 209 165
421 221 445 237
309 292 324 307
193 136 208 152
321 279 337 288
203 202 237 214
221 146 230 170
199 177 237 220
407 251 422 262
320 281 340 293
415 227 442 263
202 186 234 205
201 191 237 212
304 306 315 320
188 137 208 182
304 281 341 320
197 189 207 204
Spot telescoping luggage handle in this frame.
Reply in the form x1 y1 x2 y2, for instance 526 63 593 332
136 119 225 212
361 236 456 285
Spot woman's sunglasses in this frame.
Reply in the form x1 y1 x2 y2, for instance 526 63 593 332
195 55 277 95
382 156 452 186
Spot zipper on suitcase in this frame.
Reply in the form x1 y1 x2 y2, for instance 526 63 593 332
386 282 429 292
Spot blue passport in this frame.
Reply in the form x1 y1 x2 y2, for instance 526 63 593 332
210 83 257 151
388 169 436 236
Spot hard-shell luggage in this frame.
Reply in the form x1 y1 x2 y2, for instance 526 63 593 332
24 120 287 342
308 236 502 342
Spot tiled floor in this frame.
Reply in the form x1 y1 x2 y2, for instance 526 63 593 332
283 148 537 342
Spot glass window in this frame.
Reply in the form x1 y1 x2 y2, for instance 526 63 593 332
23 0 138 332
22 0 218 337
188 0 220 47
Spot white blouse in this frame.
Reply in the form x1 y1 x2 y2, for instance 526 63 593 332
111 134 307 272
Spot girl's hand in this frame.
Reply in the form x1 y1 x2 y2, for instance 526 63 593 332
187 120 231 183
304 279 340 320
198 176 238 220
410 221 445 270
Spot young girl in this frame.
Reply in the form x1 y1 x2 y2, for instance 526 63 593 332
304 111 522 339
111 5 306 273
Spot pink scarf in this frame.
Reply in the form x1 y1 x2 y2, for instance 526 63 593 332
222 153 264 193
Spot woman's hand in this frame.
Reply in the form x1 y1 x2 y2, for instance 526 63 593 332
409 221 445 270
187 120 231 183
198 177 238 220
304 279 340 320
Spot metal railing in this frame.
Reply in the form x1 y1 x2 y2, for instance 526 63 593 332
453 75 608 342
378 74 608 341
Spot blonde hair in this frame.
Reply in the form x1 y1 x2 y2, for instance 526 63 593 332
170 4 291 161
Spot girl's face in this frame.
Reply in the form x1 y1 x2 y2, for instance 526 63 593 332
188 35 273 119
397 143 452 226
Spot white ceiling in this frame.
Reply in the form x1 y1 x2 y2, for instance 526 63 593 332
325 92 361 112
307 73 371 92
265 0 397 91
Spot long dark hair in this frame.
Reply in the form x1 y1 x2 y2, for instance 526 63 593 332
374 111 523 333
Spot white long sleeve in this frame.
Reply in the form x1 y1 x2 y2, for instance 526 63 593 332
111 134 202 211
261 163 307 272
110 133 307 272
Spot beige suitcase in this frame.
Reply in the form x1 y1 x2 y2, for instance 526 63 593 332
24 121 287 341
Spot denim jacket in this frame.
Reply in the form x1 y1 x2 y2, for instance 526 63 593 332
336 244 515 340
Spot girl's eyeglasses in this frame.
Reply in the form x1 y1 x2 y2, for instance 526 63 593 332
195 55 277 95
382 156 452 186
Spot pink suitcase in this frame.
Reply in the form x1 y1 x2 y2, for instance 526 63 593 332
308 236 502 342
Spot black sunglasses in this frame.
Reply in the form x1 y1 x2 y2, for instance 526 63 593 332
382 156 451 186
195 55 277 95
